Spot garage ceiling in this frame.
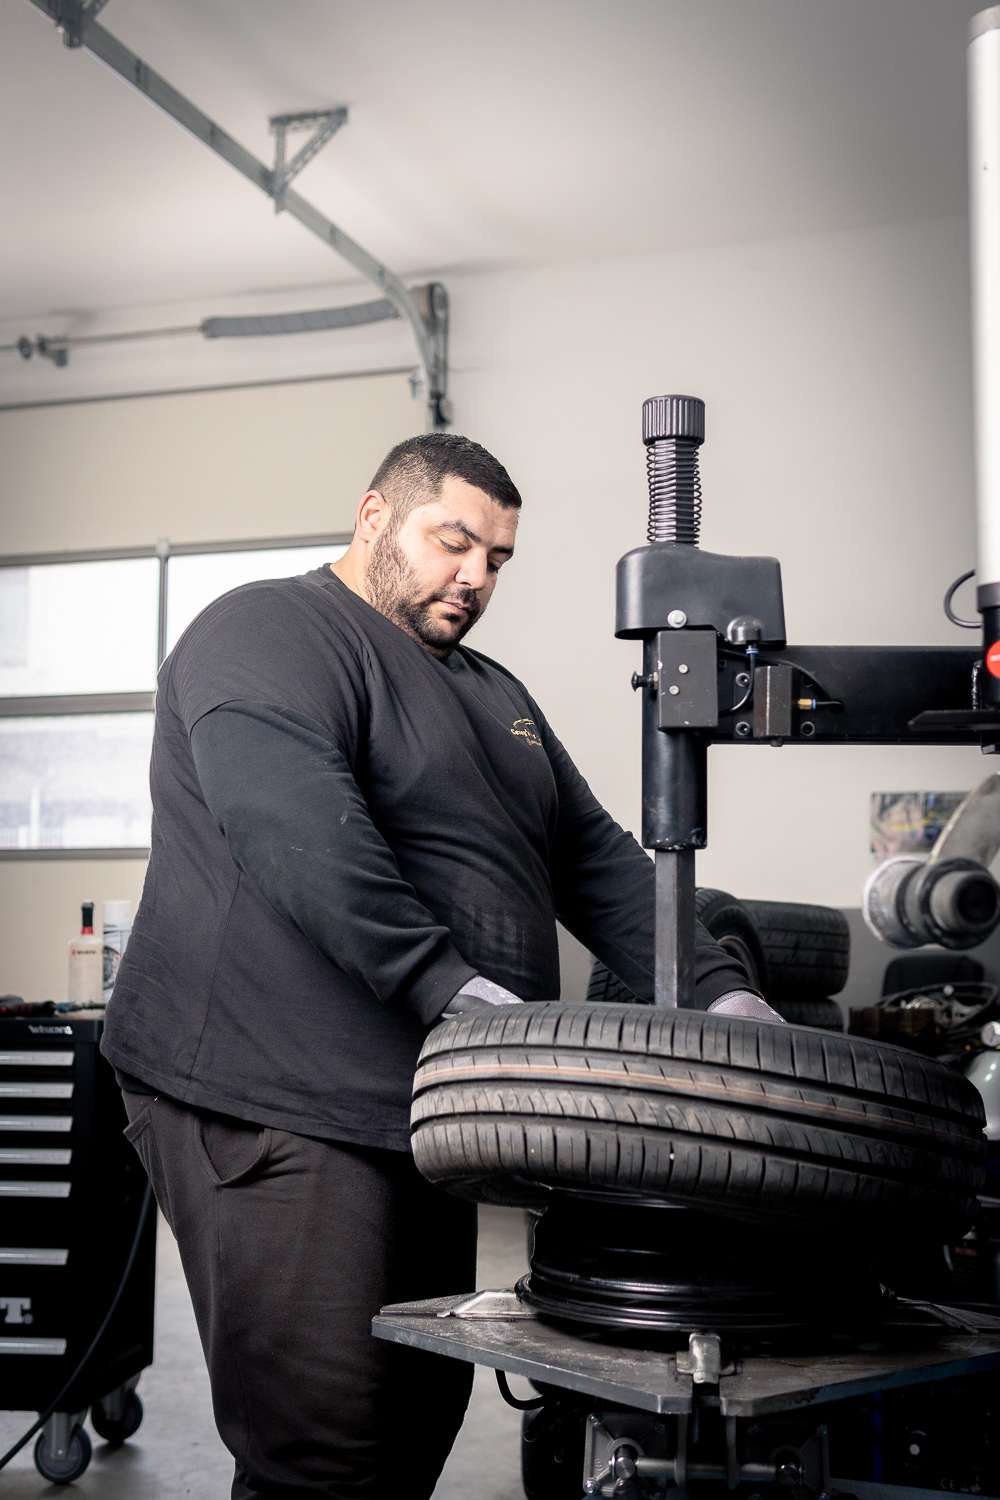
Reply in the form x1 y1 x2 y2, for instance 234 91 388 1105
0 0 983 325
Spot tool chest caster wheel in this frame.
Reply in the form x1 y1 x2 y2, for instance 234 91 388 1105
91 1389 144 1444
34 1423 92 1484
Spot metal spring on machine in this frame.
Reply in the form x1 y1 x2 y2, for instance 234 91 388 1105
646 439 702 545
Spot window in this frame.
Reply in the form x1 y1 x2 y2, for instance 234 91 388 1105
0 559 160 697
0 538 348 856
165 545 343 653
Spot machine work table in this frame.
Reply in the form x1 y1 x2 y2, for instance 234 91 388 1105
373 1291 1000 1420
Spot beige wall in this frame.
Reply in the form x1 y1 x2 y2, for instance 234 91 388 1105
0 371 418 1002
6 865 149 1003
1 372 418 553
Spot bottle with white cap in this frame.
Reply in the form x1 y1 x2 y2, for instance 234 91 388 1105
102 899 133 1002
68 901 103 1005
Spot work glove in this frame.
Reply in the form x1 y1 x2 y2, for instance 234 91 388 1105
708 989 784 1024
438 975 525 1021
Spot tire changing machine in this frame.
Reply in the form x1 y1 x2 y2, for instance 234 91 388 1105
373 383 1000 1495
372 13 1000 1497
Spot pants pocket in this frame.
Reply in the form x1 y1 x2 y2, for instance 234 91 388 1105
194 1111 273 1188
122 1099 154 1143
121 1092 176 1232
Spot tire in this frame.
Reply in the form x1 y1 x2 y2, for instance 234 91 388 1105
584 963 634 1005
34 1425 92 1484
91 1390 143 1445
742 898 850 1001
411 1004 986 1230
775 996 844 1031
584 887 766 1005
694 888 768 994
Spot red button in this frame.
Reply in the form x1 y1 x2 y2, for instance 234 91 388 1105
987 643 1000 678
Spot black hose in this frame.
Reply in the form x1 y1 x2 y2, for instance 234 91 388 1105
945 569 978 629
495 1369 545 1411
719 644 757 717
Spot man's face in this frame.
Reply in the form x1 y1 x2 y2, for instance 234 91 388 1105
365 476 518 656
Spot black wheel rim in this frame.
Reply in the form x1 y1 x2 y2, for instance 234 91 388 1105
519 1198 888 1341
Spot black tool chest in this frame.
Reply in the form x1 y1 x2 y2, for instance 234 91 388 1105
0 1013 154 1435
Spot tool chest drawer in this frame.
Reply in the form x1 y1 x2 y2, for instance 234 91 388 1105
0 1015 154 1411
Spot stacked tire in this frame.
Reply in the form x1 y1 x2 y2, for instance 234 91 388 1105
585 888 850 1031
742 895 850 1030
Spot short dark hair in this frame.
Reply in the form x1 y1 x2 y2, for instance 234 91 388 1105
368 433 521 519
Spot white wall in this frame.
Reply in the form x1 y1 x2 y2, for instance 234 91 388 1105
450 213 980 908
0 372 418 1002
0 213 983 999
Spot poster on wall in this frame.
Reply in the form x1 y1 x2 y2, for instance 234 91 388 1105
869 791 966 858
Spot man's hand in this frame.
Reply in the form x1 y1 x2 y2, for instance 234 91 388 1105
438 976 525 1021
438 981 786 1025
708 990 784 1024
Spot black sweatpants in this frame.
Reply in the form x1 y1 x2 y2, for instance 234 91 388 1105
122 1089 478 1499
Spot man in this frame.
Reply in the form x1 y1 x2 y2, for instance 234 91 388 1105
103 432 771 1499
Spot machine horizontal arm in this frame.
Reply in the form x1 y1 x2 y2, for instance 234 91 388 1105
709 645 982 746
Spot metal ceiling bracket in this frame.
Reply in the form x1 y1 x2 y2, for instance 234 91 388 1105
270 109 348 214
24 0 449 427
55 0 109 49
412 283 451 428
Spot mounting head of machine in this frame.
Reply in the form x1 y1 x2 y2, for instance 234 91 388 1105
617 394 786 645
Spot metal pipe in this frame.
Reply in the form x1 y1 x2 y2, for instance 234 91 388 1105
0 325 198 355
654 849 696 1006
596 1458 779 1495
969 9 1000 700
0 300 404 358
0 365 417 415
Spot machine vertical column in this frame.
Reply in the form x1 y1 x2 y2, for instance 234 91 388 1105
970 9 1000 703
640 396 707 1009
640 638 708 1007
653 848 698 1008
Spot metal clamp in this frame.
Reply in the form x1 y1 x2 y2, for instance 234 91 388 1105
674 1331 733 1386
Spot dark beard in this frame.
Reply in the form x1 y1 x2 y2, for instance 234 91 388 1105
366 528 480 655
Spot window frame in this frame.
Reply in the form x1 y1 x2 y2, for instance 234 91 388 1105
0 533 351 860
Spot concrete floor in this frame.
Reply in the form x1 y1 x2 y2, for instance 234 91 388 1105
0 1206 530 1498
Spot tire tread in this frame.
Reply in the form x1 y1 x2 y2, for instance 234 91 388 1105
412 1004 985 1220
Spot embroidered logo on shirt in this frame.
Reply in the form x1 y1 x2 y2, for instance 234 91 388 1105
510 718 542 748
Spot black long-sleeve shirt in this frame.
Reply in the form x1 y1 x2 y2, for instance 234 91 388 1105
102 567 749 1149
